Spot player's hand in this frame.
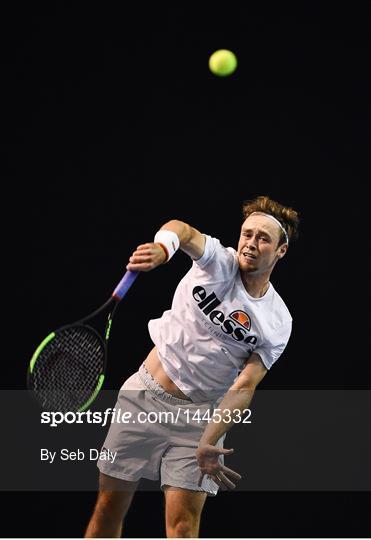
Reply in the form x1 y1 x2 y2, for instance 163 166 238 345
126 243 167 272
196 443 242 490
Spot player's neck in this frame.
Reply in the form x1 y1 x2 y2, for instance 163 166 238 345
240 270 271 298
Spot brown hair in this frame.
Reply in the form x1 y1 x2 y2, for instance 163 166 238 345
242 195 300 246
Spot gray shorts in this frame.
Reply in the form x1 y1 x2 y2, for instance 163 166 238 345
97 363 224 495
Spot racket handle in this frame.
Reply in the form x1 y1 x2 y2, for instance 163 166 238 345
112 270 139 300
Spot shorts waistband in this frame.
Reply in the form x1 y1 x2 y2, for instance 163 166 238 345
138 363 193 406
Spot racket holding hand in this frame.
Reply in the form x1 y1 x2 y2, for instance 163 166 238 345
28 242 167 413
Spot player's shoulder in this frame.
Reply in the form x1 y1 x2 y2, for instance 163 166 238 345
268 283 293 326
194 234 237 268
265 282 292 332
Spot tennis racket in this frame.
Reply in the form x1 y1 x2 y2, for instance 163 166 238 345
28 270 139 413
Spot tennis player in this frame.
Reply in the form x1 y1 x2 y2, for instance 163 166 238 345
85 195 299 538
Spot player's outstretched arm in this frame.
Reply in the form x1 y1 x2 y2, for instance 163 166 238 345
196 354 267 489
126 220 205 272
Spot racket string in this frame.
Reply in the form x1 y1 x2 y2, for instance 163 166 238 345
30 326 105 412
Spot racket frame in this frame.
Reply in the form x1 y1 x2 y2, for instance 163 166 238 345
28 270 138 412
28 297 119 412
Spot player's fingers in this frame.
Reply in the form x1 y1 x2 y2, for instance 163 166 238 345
126 262 156 272
129 250 164 264
201 472 234 490
129 254 152 262
131 249 154 258
221 465 242 481
136 242 168 253
208 474 225 489
217 471 236 490
217 447 234 455
131 248 164 259
136 243 154 250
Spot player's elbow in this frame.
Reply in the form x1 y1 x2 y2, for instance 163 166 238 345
243 380 259 392
234 375 260 392
235 370 266 392
162 219 183 228
161 220 192 244
236 355 268 391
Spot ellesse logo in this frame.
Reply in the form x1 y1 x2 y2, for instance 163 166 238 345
192 285 257 345
230 310 251 331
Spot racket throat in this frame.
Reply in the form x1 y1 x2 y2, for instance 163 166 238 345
77 297 117 324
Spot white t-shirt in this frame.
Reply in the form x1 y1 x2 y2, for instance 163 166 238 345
148 235 292 402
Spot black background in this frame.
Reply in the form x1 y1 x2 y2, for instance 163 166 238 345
2 3 369 538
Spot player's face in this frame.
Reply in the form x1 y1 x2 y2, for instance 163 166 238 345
237 214 287 274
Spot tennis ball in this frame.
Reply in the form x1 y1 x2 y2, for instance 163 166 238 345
209 49 237 77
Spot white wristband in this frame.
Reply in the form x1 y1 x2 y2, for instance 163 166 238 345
154 230 180 262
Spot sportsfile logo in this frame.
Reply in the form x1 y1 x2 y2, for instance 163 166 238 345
192 286 257 344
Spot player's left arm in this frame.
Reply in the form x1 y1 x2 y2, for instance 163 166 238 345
198 353 267 447
196 353 267 488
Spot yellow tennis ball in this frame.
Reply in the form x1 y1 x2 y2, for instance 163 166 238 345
209 49 238 77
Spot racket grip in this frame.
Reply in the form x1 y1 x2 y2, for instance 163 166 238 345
112 270 139 300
